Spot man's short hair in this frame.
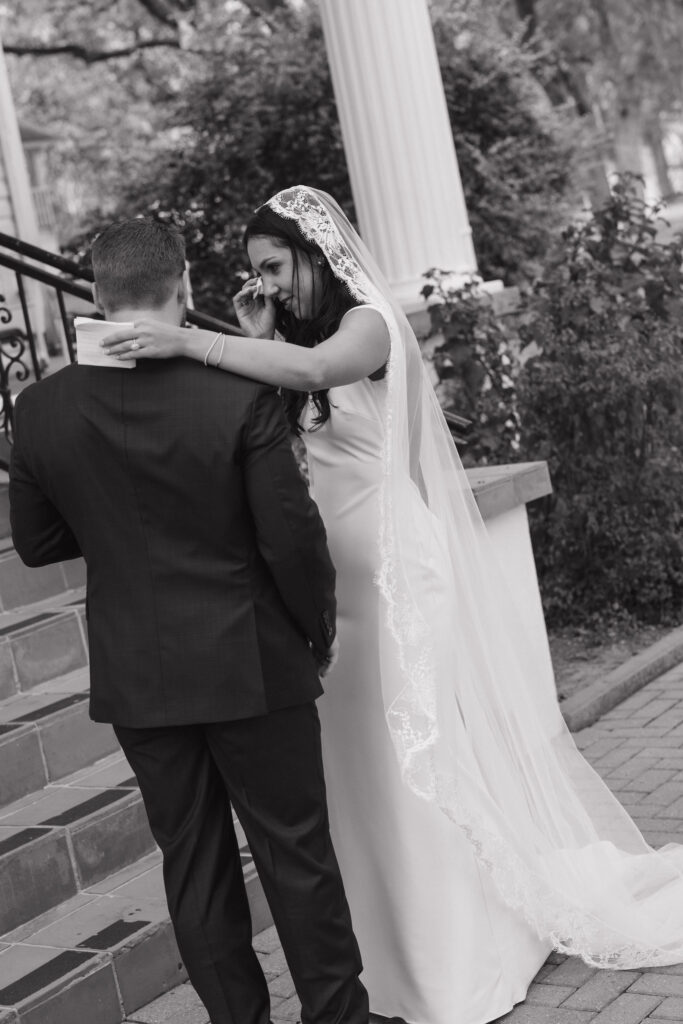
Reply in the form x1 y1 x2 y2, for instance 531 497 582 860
91 218 186 312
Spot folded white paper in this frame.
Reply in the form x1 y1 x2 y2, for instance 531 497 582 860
74 317 136 368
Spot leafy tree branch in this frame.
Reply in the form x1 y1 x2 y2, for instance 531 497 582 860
2 38 199 61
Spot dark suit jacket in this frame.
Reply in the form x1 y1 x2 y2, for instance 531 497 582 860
9 358 336 727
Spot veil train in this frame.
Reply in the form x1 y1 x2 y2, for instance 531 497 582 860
268 185 683 968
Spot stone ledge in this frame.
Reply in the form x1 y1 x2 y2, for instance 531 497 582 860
562 623 683 732
466 461 552 521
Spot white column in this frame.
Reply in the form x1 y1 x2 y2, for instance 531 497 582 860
0 33 49 361
0 34 41 244
319 0 478 311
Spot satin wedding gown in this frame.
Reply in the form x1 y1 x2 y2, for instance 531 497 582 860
303 307 550 1024
262 186 683 1024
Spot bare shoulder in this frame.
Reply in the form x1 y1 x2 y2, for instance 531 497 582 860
339 305 390 345
341 304 387 327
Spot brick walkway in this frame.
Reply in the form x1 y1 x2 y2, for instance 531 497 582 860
126 662 683 1024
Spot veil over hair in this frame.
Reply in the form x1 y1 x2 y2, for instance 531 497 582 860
267 185 683 968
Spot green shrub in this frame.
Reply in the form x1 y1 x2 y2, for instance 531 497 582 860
431 12 575 284
517 177 683 626
115 7 353 320
421 272 522 466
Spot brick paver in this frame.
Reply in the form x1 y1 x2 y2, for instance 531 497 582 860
127 663 683 1024
649 996 683 1020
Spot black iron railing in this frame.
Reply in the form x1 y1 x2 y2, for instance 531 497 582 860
0 232 243 458
0 232 474 466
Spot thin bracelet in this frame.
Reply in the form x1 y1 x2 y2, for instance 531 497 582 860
213 334 226 367
203 332 222 366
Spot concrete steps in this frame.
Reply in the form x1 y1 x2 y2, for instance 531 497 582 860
0 587 88 701
0 485 86 618
0 865 183 1024
0 747 270 1023
1 747 156 934
0 549 86 615
0 493 272 1022
0 679 118 808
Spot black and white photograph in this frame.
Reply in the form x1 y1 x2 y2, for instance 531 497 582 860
1 2 683 1023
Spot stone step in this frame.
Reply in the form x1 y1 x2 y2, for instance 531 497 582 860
0 746 271 933
0 667 117 807
0 841 270 1023
0 548 86 614
0 483 11 541
0 852 179 1024
0 484 87 613
0 753 156 935
0 590 88 701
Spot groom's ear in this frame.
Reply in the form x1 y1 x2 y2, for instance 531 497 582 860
91 283 106 317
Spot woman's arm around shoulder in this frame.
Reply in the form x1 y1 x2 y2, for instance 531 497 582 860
210 304 389 391
101 306 391 393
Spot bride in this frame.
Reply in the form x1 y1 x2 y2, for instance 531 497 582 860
102 186 683 1024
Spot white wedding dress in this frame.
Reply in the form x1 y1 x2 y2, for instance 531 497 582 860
264 186 683 1024
304 308 550 1024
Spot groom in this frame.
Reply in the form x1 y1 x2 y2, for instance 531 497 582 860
9 219 368 1024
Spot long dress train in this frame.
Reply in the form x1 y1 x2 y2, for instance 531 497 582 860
268 186 683 1019
304 360 550 1024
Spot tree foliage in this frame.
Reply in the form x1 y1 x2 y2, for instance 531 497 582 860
0 0 292 237
4 0 578 304
497 0 683 194
87 2 575 315
110 4 352 318
420 176 683 626
2 0 287 60
431 7 576 283
421 273 522 466
517 178 683 626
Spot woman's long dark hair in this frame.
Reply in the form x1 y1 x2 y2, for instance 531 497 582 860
243 203 358 434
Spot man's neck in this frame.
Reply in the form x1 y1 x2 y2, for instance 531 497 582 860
102 305 182 326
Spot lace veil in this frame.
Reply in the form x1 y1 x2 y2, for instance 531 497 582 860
267 185 683 968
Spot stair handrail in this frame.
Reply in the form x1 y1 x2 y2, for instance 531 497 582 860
0 230 95 280
0 232 245 336
0 231 246 462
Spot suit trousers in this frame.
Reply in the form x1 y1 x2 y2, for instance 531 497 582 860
114 702 368 1024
